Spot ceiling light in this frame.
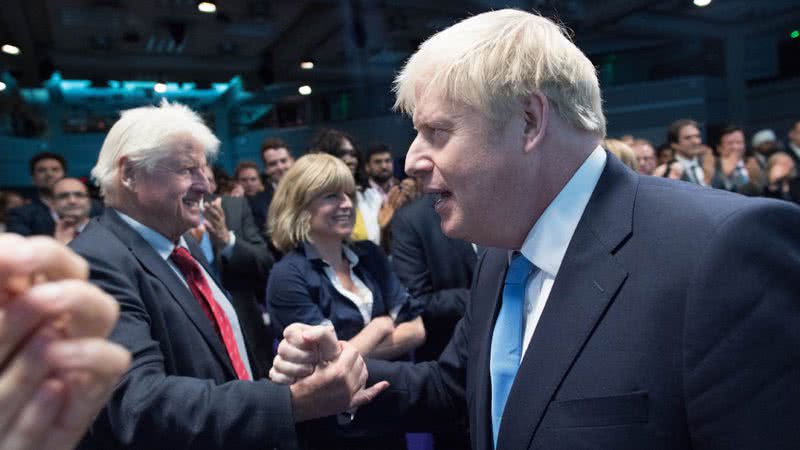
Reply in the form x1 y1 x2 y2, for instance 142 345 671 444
197 1 217 13
0 81 6 91
154 82 167 93
2 44 21 55
300 61 314 70
693 0 711 6
298 85 312 95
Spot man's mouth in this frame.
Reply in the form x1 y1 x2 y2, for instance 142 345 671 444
431 190 453 209
183 197 202 210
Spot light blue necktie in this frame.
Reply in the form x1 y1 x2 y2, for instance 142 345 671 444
490 253 534 448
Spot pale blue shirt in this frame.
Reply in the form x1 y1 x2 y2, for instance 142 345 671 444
517 146 607 356
115 209 253 379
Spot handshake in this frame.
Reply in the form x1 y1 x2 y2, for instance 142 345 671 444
269 323 389 422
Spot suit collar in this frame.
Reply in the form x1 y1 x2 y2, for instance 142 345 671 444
99 209 237 379
490 154 636 449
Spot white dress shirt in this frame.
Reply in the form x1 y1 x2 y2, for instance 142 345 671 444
116 210 253 379
675 153 706 186
517 146 607 356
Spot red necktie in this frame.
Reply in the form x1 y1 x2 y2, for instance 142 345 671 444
170 246 251 380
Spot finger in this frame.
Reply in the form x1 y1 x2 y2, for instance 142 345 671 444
302 326 339 361
46 339 131 379
283 323 316 348
270 355 314 380
2 378 65 450
20 280 120 339
349 381 390 409
268 367 296 385
0 329 59 436
277 339 319 365
26 236 90 282
0 234 37 304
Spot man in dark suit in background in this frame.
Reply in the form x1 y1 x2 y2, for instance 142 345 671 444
391 194 476 363
72 101 386 450
273 9 800 450
6 152 67 236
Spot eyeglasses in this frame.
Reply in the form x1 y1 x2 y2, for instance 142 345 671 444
54 191 89 200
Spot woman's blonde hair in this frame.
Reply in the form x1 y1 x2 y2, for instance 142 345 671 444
604 139 639 171
268 153 356 253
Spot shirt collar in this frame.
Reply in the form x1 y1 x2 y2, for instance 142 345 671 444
675 153 699 166
115 209 186 260
301 241 360 267
518 146 607 276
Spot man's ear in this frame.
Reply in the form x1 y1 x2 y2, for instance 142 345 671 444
118 157 136 191
522 92 549 154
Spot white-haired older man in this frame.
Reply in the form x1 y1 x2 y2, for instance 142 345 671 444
70 101 386 450
272 9 800 450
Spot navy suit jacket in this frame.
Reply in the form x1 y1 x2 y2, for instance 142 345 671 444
391 194 476 361
364 154 800 450
71 209 298 450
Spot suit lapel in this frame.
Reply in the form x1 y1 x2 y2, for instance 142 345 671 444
472 250 511 450
495 155 637 450
102 210 236 378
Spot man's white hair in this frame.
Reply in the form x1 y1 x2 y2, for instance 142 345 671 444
394 9 606 136
92 100 220 201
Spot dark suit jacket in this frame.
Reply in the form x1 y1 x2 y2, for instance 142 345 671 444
391 194 476 362
185 196 275 376
6 197 54 235
71 209 298 450
6 196 103 236
246 187 273 237
364 154 800 450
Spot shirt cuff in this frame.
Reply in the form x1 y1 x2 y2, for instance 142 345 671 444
219 231 236 258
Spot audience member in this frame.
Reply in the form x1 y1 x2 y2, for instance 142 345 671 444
655 142 674 166
763 152 800 203
377 177 421 253
631 139 657 175
273 10 800 450
364 143 396 201
0 189 26 232
0 233 130 450
52 178 92 244
6 152 67 235
786 119 800 165
266 153 424 450
710 125 751 193
234 161 265 197
235 160 272 237
260 137 295 190
667 118 707 185
309 128 383 245
70 101 384 449
603 139 638 171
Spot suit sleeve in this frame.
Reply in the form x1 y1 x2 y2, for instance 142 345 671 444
684 200 800 449
390 209 469 324
220 197 273 283
5 205 34 235
80 250 299 450
266 260 329 335
355 249 488 433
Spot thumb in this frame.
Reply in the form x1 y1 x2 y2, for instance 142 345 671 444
350 381 390 409
302 326 339 361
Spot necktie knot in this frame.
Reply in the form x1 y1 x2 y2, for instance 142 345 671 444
506 253 533 285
